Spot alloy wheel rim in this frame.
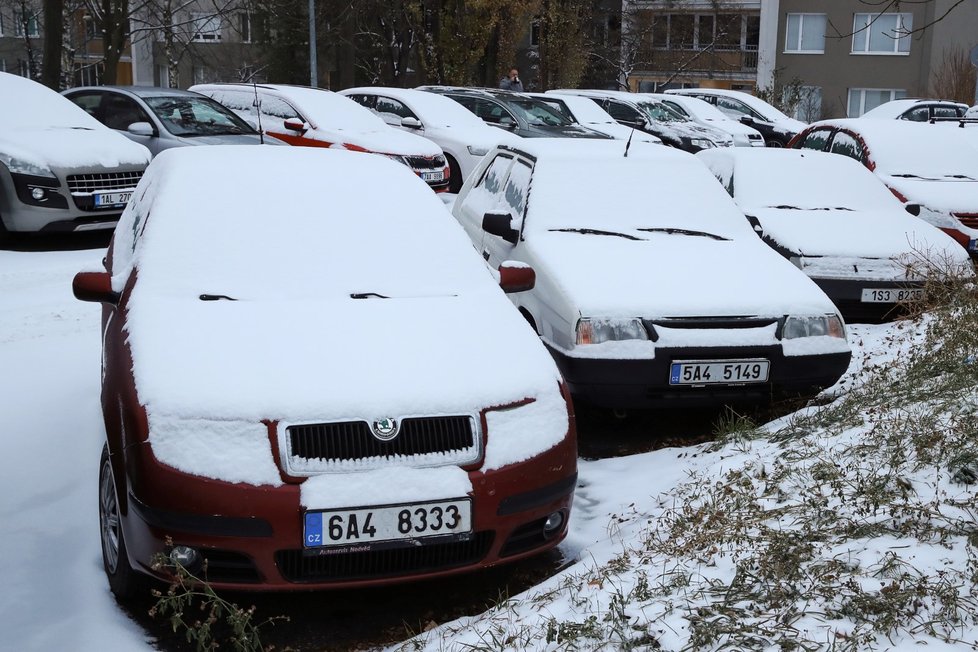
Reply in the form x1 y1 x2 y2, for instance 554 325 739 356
99 459 121 573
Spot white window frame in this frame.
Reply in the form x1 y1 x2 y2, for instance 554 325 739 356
784 13 825 54
191 12 222 42
238 12 253 43
13 9 40 38
851 13 912 55
847 88 906 117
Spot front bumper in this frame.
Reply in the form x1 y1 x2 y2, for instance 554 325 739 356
548 343 850 409
811 277 924 322
118 433 577 591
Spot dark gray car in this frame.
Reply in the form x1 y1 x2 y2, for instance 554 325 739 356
62 86 282 157
418 87 611 140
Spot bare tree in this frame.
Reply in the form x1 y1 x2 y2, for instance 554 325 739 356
930 46 976 104
2 0 43 79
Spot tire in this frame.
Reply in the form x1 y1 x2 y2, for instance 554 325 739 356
99 443 147 601
767 139 784 148
446 154 463 194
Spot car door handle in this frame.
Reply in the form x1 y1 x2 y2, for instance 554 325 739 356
482 249 490 261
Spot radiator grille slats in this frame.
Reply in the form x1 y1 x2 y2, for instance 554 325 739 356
67 171 143 194
405 155 446 169
286 416 478 472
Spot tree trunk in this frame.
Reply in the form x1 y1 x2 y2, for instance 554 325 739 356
100 0 129 85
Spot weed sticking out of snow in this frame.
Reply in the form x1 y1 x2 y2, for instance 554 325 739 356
394 275 978 651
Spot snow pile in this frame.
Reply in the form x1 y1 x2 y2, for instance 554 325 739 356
391 299 978 651
301 466 472 510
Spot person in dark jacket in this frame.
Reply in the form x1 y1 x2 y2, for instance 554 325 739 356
499 68 524 92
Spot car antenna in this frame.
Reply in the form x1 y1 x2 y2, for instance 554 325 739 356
250 76 264 145
624 128 635 157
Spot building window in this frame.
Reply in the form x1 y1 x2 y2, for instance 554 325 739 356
192 13 222 41
193 65 210 84
785 14 825 53
73 62 103 86
848 88 906 116
238 12 253 42
157 65 171 88
14 10 40 37
852 13 912 54
530 16 540 47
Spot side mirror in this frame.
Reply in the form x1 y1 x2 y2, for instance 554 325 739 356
127 121 155 137
905 203 922 216
498 261 535 293
482 211 519 245
73 271 119 304
283 118 306 132
739 115 754 125
400 116 422 130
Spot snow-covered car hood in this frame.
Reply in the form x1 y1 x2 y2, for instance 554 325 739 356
0 126 150 169
527 232 836 317
174 133 285 147
747 206 966 260
882 176 978 214
316 126 443 157
126 292 561 422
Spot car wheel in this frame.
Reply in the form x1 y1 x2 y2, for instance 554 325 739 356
446 154 463 194
767 139 784 148
99 443 146 601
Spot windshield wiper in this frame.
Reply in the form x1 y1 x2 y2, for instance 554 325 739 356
637 227 729 241
350 292 388 299
945 174 976 180
770 205 853 211
549 228 642 240
200 293 236 301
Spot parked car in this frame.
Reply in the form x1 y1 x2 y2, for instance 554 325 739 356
859 98 969 122
697 148 972 321
418 86 611 140
665 88 806 147
0 72 150 237
191 83 450 191
74 145 577 598
523 92 663 145
452 140 851 409
62 86 281 157
341 86 520 193
648 93 764 147
790 119 978 255
549 89 731 152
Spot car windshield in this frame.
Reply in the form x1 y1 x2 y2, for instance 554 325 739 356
145 96 255 137
506 99 574 127
637 101 687 123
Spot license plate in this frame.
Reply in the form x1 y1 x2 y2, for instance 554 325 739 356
421 170 444 182
860 288 923 303
303 498 471 550
670 359 770 385
93 191 133 207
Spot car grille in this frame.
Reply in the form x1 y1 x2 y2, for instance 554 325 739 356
275 532 493 582
285 416 479 472
67 171 143 194
953 213 978 228
404 154 446 170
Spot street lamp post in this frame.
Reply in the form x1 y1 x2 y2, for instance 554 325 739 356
309 0 318 87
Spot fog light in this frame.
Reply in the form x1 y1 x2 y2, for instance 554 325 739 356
543 511 565 538
30 187 46 201
169 545 200 568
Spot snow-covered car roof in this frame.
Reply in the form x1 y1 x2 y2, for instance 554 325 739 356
859 98 968 120
697 148 970 261
647 93 734 124
114 145 561 421
0 72 150 167
805 119 978 178
342 86 489 130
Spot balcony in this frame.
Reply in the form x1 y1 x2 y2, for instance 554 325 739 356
635 44 758 76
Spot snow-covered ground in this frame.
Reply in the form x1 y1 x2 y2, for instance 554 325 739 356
0 243 942 651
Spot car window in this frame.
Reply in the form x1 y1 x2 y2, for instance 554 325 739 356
102 93 152 131
797 129 830 151
213 89 259 117
375 96 417 122
68 92 103 119
455 96 516 126
716 96 764 121
505 159 532 232
477 154 513 195
661 100 690 118
259 93 303 121
902 107 929 122
345 94 375 110
933 106 961 119
144 96 254 136
507 99 573 127
638 100 685 123
604 100 643 123
829 131 862 161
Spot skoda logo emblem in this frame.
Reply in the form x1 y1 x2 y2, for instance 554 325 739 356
372 418 399 441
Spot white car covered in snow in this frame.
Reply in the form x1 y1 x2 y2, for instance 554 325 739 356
452 140 851 409
698 148 973 321
650 93 765 147
666 88 806 147
341 86 521 193
0 72 150 237
526 93 663 145
73 145 577 597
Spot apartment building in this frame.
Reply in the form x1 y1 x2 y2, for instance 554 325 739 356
773 0 978 118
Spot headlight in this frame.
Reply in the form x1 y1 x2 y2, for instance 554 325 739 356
783 315 845 339
576 318 648 345
0 151 56 178
691 138 715 149
467 145 490 156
